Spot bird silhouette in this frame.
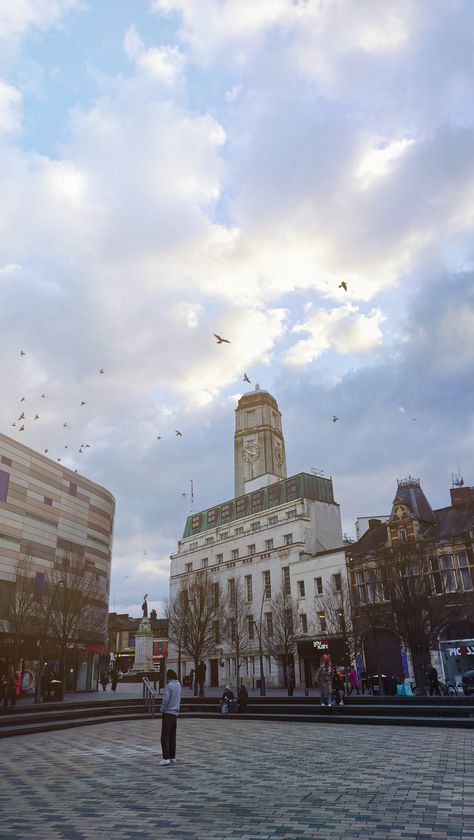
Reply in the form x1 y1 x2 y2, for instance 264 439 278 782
175 430 183 437
78 449 83 454
80 401 86 406
74 469 78 473
41 394 46 398
63 422 68 428
213 333 230 344
156 436 162 440
20 396 25 402
20 350 26 356
17 412 25 420
34 414 39 420
99 368 105 374
19 425 25 432
11 422 16 427
339 281 348 291
57 458 61 462
44 449 48 453
243 373 251 383
332 416 339 423
64 445 68 449
85 444 90 448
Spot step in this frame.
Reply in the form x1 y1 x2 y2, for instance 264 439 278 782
0 712 149 739
179 711 474 729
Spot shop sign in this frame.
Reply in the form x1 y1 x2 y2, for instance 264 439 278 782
446 645 474 656
313 639 329 651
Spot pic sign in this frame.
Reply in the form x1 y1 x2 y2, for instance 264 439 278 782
447 645 474 656
313 640 329 651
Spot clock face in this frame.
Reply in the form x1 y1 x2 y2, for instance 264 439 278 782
242 442 259 462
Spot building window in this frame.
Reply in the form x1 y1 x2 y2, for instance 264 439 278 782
251 521 260 532
68 482 77 497
398 528 407 544
282 566 290 595
205 537 214 545
430 557 443 594
247 544 256 556
301 613 308 634
286 478 298 501
212 582 220 606
245 574 253 602
221 503 231 524
185 562 193 573
319 611 327 632
440 554 457 592
231 549 239 561
228 578 236 601
268 485 280 507
457 553 473 591
263 539 273 552
43 496 53 506
246 410 256 427
189 541 197 550
191 514 201 533
315 577 323 595
284 533 293 546
287 509 297 519
1 456 12 466
230 618 236 642
235 527 244 536
236 498 246 516
214 621 220 644
251 493 263 512
207 509 217 528
333 573 342 591
263 570 271 599
265 612 273 637
201 558 208 569
297 580 305 598
268 515 278 525
216 553 223 565
220 531 229 540
248 615 254 640
266 655 272 674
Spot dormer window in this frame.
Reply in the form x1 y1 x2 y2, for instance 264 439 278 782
398 528 407 544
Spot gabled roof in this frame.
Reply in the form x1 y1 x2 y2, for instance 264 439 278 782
393 478 436 524
346 521 389 556
422 501 474 542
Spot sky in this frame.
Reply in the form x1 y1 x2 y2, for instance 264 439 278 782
1 0 474 617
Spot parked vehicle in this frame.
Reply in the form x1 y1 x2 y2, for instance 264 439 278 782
462 669 474 696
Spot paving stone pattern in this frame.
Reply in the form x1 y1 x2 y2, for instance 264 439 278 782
1 719 473 839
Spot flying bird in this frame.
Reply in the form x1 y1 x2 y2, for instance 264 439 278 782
85 444 90 448
74 470 78 473
243 373 251 383
213 333 230 344
17 412 25 420
64 445 68 449
34 414 39 420
41 394 46 398
57 458 61 462
412 417 417 422
80 401 86 406
339 281 348 292
44 449 48 453
19 425 25 432
11 422 16 427
156 436 162 440
99 368 105 374
175 430 183 437
20 350 26 356
332 416 339 423
63 422 68 428
20 396 25 402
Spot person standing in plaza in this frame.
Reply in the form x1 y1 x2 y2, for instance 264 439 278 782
160 669 181 766
427 664 441 696
287 663 295 697
333 669 345 705
348 665 360 695
100 669 108 691
196 660 206 697
317 661 333 707
110 667 119 692
360 666 369 695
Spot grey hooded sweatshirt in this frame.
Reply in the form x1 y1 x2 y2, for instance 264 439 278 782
161 679 181 715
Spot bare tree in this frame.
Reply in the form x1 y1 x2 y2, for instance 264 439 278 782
223 578 250 684
314 576 356 686
264 583 302 683
0 555 38 667
179 571 226 695
164 587 190 682
39 555 107 698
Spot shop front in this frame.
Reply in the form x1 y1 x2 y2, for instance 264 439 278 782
440 622 474 684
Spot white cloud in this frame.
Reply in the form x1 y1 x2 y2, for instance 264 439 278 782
0 80 21 133
124 25 185 85
285 304 386 366
0 0 78 43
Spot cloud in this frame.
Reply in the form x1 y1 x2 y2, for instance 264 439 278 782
0 80 21 133
124 25 185 85
0 0 79 44
285 304 386 366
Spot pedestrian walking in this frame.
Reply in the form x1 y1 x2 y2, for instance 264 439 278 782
160 669 181 766
196 660 206 697
360 667 369 695
426 664 441 696
287 663 295 697
14 669 22 701
110 668 119 692
348 665 360 695
316 662 334 707
100 670 108 691
333 669 345 705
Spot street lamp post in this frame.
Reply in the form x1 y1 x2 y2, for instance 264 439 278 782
253 590 267 697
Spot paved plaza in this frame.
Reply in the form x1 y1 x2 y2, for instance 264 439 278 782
1 719 473 840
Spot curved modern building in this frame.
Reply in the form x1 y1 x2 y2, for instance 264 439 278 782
0 432 115 694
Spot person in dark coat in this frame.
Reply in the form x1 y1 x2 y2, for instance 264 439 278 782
196 660 206 697
238 683 249 712
110 668 119 692
100 670 108 691
287 664 295 697
333 670 345 705
360 667 369 694
427 664 441 696
220 685 234 713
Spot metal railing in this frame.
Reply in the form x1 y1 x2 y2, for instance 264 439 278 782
143 677 158 717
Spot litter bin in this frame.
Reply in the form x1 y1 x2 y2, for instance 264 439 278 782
49 679 62 701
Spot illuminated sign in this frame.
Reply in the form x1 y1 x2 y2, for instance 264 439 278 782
447 645 474 656
313 639 329 651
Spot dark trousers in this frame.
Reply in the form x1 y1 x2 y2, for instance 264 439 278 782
161 713 177 760
430 681 441 696
198 680 204 697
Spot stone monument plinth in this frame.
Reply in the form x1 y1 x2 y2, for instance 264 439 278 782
133 617 154 672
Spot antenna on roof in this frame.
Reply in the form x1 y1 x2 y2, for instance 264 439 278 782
452 467 464 488
311 467 324 476
190 479 194 506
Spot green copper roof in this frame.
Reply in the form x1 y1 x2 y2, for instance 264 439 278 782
182 472 335 538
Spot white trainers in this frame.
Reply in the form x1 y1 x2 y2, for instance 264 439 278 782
159 759 170 766
170 759 177 764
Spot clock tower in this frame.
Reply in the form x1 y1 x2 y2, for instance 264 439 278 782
234 386 287 497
